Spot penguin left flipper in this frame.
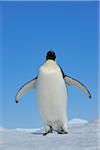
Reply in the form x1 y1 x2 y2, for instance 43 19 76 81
16 77 37 103
64 75 91 99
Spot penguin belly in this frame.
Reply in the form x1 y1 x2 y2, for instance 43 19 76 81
36 64 67 130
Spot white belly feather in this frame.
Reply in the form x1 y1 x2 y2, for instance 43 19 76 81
36 61 67 128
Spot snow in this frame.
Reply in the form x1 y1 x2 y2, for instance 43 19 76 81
0 118 100 150
68 118 88 127
15 127 43 133
69 118 88 124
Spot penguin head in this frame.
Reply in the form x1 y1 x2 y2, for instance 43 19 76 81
46 50 56 61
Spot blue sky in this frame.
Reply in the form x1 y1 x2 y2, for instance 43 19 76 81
1 1 98 128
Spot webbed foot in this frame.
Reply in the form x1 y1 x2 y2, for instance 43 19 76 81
43 126 53 136
58 129 68 134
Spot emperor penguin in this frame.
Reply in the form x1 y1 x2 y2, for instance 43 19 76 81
16 50 91 135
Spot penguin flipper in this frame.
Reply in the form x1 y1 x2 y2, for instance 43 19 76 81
64 75 91 99
16 77 37 103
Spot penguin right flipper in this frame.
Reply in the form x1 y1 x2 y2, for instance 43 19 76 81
16 77 37 103
64 75 91 99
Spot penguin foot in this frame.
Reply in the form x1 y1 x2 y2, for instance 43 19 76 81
43 126 53 136
43 132 49 136
58 130 68 134
58 131 68 134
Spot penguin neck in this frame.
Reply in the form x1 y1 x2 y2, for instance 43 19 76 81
45 59 57 68
43 60 57 71
46 59 56 64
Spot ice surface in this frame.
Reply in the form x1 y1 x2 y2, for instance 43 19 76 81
0 118 99 150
